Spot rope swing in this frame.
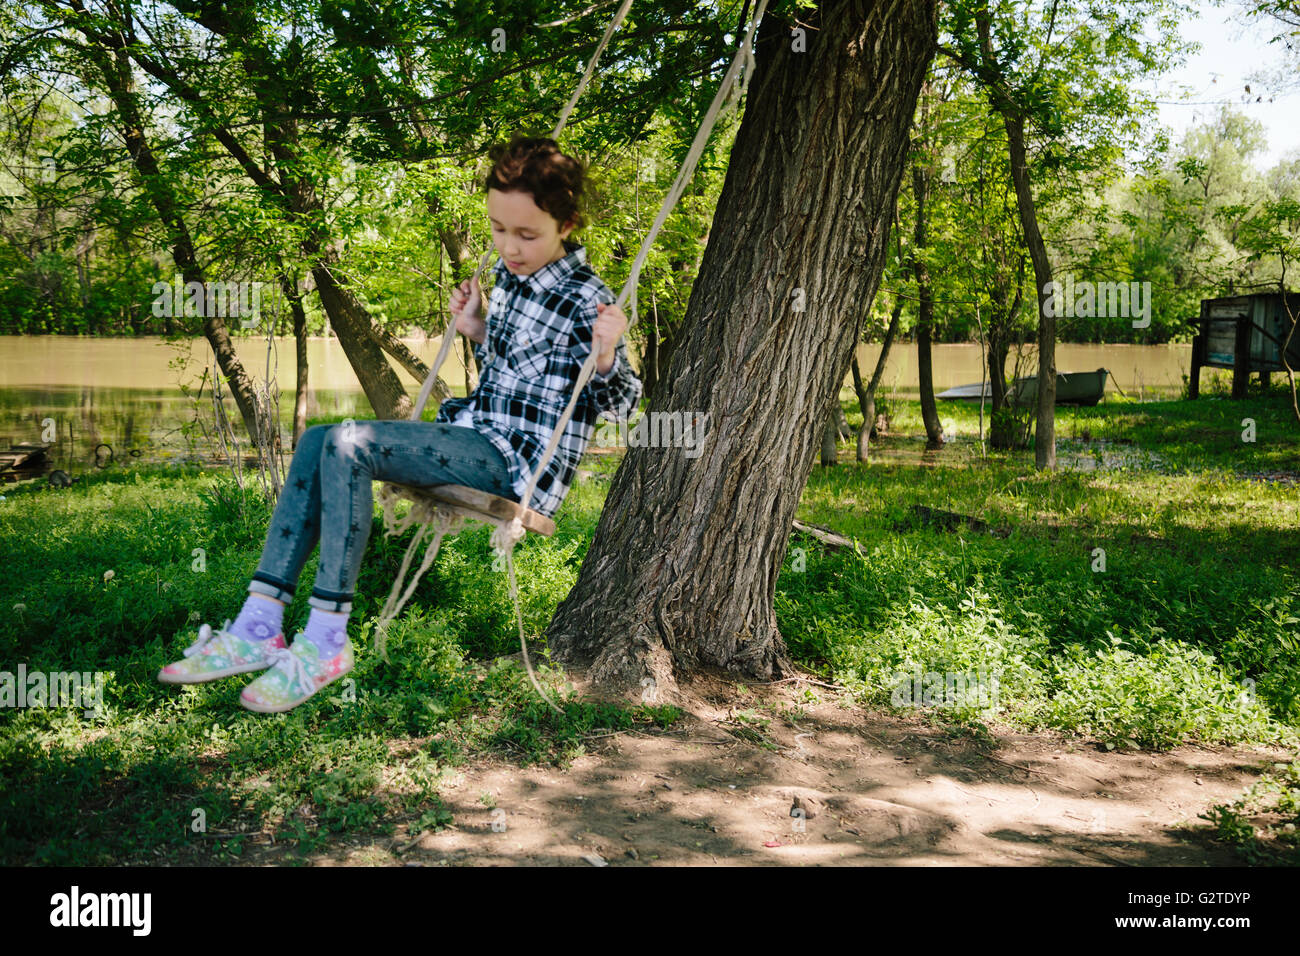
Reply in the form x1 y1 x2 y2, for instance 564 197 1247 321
375 0 771 713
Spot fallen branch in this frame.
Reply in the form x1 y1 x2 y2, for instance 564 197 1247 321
791 519 856 551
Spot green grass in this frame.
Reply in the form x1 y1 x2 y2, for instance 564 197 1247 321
1 390 1298 864
793 387 1300 752
0 453 677 865
1200 761 1300 865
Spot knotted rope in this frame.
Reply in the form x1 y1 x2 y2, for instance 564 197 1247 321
410 0 637 425
374 483 560 714
515 0 770 513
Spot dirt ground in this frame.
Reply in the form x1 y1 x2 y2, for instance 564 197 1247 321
271 668 1295 867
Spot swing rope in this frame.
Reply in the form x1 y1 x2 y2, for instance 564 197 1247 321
406 0 636 428
377 0 639 712
515 0 767 515
377 0 769 713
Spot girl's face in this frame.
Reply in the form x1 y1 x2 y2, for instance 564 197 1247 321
487 188 574 276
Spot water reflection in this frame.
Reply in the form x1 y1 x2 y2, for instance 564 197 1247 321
0 335 474 476
0 384 382 475
0 335 1194 480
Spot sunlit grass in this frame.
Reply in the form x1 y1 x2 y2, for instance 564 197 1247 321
1 390 1297 863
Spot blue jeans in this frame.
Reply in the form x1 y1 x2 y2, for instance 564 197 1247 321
247 421 516 614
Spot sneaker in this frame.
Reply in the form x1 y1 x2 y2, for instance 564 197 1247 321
238 636 354 714
157 621 287 685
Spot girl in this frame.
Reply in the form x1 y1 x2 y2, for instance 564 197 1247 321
158 136 642 713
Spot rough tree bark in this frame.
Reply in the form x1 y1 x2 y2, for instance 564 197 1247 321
545 0 937 696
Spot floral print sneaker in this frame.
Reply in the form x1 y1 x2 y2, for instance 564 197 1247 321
157 621 287 684
238 636 354 714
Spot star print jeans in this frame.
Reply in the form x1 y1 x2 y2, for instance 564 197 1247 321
246 421 517 614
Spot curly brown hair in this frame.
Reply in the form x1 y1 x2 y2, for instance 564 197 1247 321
484 135 587 230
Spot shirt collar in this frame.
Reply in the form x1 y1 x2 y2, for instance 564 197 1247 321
494 240 586 293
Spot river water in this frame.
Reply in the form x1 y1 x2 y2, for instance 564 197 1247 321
0 335 1195 475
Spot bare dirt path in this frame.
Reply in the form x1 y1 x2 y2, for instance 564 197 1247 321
288 671 1294 867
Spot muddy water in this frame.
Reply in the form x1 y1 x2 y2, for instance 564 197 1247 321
0 335 1194 476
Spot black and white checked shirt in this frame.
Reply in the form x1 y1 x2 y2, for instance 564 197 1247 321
435 241 642 517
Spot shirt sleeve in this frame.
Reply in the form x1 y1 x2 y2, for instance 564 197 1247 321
570 292 642 421
588 340 641 420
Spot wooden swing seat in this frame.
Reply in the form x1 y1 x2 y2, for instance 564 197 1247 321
384 482 555 536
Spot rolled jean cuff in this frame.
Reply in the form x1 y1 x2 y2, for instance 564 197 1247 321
308 586 353 614
249 574 295 604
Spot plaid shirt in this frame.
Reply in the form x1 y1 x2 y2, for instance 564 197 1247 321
435 241 642 517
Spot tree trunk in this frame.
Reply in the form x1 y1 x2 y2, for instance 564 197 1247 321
461 335 470 393
911 163 943 448
278 271 310 449
987 328 1017 449
987 330 1008 410
853 295 903 460
89 38 265 444
365 318 454 402
834 403 853 440
310 260 413 418
1003 113 1055 468
916 320 943 447
851 355 874 460
545 0 937 696
821 411 839 466
439 225 475 275
369 322 428 381
641 322 660 401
